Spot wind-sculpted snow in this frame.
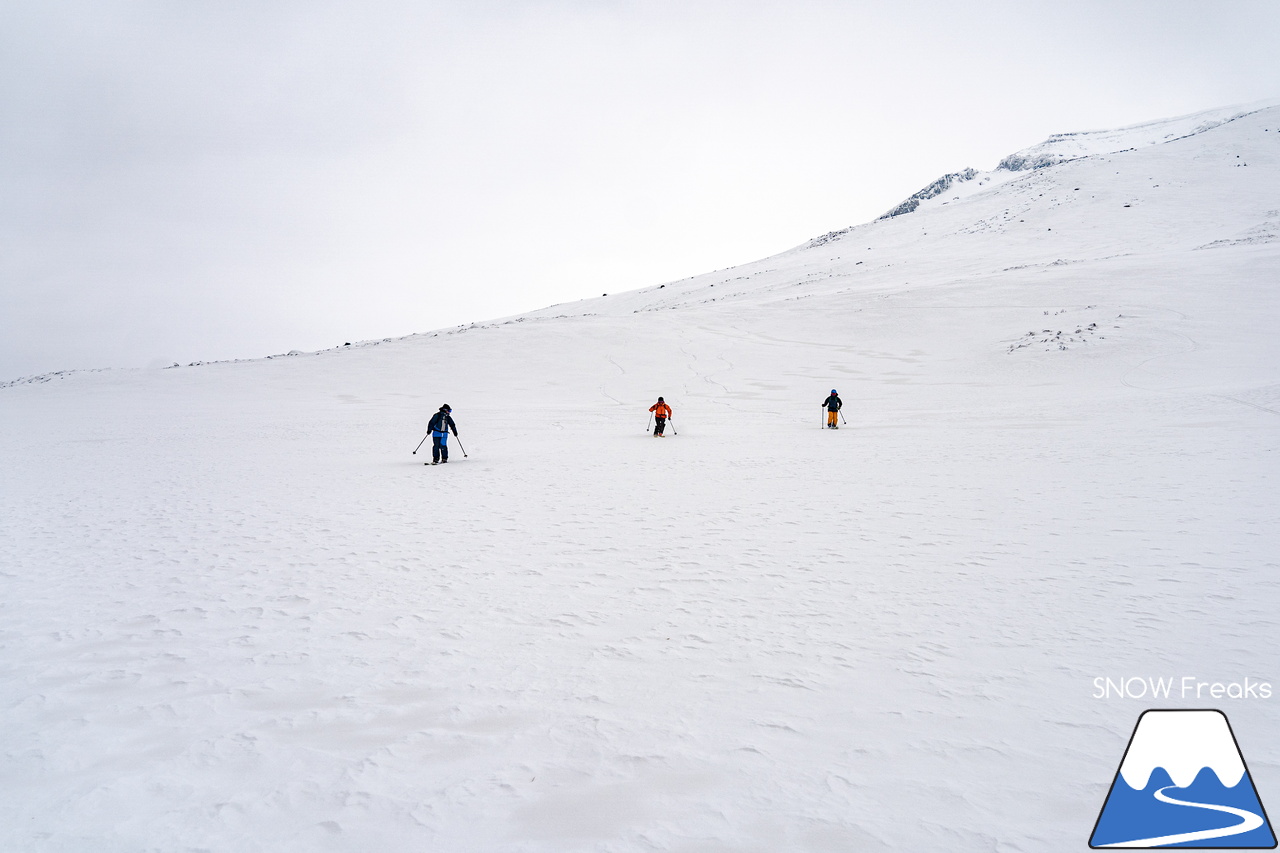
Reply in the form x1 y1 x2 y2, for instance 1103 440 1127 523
3 103 1280 852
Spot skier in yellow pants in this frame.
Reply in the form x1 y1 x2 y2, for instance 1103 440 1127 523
822 390 842 429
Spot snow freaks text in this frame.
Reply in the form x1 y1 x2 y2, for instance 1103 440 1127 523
1092 677 1272 700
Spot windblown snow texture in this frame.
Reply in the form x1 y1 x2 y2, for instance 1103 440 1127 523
3 102 1280 852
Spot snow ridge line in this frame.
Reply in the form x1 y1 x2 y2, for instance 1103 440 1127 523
861 105 1273 229
0 367 111 390
0 313 582 388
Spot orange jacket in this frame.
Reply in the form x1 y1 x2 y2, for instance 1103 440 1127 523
649 402 672 418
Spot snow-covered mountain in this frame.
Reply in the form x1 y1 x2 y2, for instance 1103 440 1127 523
3 102 1279 852
873 100 1278 221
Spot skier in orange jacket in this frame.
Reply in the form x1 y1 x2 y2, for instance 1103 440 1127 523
648 397 672 436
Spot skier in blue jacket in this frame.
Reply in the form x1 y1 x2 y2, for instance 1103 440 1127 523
822 390 842 429
427 404 459 464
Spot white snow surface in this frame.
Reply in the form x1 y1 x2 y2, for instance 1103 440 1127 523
3 103 1280 851
1118 710 1246 790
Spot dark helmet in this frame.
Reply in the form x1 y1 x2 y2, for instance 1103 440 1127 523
441 404 451 412
657 396 664 402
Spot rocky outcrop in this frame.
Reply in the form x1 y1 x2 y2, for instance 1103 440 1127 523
877 168 978 220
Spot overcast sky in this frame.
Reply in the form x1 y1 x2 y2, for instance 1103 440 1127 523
3 0 1279 379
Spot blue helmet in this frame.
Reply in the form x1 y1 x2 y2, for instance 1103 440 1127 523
831 389 838 394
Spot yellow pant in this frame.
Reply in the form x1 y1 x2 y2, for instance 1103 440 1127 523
828 410 839 426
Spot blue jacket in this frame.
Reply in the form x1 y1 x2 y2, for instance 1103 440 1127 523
428 411 457 437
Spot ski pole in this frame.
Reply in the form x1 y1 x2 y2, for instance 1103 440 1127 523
669 416 677 436
647 413 652 434
412 432 430 454
454 434 468 457
840 409 847 425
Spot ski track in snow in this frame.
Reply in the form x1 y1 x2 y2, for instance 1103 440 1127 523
3 104 1280 852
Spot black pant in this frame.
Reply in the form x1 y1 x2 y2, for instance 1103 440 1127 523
432 435 449 462
654 417 666 435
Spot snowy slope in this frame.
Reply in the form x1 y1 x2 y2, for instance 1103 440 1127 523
2 103 1280 852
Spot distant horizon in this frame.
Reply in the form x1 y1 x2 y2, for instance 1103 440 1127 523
4 1 1279 380
3 95 1277 386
